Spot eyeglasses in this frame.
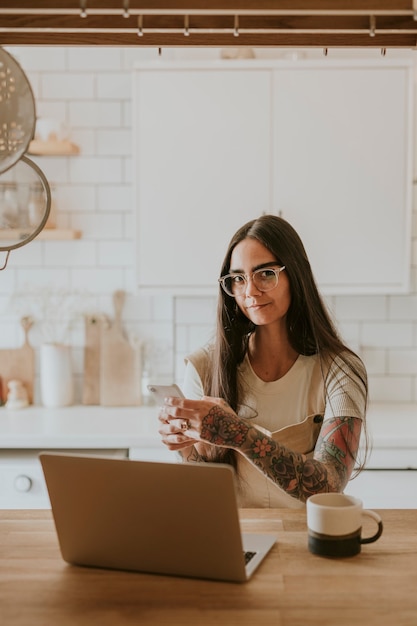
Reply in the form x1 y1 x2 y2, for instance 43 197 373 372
218 266 286 297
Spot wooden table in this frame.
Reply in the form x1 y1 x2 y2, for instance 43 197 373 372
1 508 416 626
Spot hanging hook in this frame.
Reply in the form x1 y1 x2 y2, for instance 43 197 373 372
323 48 328 56
381 47 386 56
234 15 239 37
80 0 87 18
184 15 189 36
123 0 130 18
369 15 376 37
0 251 10 271
137 15 143 37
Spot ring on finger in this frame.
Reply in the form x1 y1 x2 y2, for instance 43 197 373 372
180 419 190 432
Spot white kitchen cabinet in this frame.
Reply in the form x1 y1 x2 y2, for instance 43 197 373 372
0 405 175 509
344 403 417 508
133 62 271 293
0 449 128 509
345 470 417 509
133 59 413 295
272 62 413 294
0 447 176 509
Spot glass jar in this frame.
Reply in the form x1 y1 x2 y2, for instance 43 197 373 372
28 181 44 228
28 181 56 229
0 182 19 228
45 183 57 229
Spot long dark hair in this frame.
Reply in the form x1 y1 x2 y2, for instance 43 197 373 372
201 214 368 472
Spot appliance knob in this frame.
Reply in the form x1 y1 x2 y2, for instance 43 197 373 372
14 474 33 492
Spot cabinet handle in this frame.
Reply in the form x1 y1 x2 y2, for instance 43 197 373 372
14 475 33 493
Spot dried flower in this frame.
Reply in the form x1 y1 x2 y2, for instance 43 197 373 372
10 286 93 344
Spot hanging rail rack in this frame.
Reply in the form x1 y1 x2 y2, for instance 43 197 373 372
0 1 417 48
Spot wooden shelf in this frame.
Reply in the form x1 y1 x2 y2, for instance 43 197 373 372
28 140 80 156
0 228 82 240
36 228 82 240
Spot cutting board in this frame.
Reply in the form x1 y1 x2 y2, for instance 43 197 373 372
99 291 142 406
82 314 103 405
0 317 35 404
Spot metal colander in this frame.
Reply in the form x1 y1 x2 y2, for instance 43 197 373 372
0 47 36 175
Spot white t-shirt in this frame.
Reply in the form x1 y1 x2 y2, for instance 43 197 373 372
182 349 367 509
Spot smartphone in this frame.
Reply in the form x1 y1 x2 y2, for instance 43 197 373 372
147 383 185 406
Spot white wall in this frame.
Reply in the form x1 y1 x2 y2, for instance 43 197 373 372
2 45 417 405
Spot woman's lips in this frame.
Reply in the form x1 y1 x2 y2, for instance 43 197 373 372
246 302 269 311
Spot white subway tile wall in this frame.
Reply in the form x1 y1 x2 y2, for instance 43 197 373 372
1 46 417 405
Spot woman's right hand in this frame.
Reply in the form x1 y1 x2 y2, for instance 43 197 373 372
157 401 199 451
157 394 243 456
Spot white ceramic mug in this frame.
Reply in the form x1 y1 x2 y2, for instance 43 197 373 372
306 493 383 557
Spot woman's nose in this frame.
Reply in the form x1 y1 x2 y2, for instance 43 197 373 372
244 275 262 297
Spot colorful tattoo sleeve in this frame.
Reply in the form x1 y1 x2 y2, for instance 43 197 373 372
200 407 362 502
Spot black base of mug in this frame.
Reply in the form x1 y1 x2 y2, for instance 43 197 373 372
308 530 361 557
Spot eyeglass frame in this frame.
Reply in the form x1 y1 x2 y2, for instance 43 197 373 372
218 265 286 297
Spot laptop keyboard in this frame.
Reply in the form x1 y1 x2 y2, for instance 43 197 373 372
244 551 257 565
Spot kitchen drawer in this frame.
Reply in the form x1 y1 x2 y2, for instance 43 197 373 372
345 469 417 509
0 458 49 509
0 449 128 509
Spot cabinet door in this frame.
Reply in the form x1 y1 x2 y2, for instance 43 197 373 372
133 64 271 293
272 62 413 294
344 470 417 508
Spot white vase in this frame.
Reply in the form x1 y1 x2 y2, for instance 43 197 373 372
40 343 74 407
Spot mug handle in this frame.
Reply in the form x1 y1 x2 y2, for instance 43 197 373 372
360 509 383 544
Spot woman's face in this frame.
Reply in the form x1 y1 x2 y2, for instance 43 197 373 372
229 237 291 328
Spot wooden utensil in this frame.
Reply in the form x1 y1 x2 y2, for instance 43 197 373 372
0 316 35 404
100 291 142 406
82 314 103 405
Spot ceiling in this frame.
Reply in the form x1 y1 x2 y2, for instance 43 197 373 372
0 1 417 49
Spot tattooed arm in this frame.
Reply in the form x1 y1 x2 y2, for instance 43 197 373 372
198 404 362 502
159 397 362 502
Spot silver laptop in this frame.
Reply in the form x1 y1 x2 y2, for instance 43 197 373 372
39 453 276 583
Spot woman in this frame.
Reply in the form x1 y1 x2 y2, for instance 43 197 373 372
158 214 368 508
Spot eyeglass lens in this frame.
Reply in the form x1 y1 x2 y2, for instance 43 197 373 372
223 267 282 296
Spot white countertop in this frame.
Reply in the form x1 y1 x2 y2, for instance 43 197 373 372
0 405 162 449
0 402 416 467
